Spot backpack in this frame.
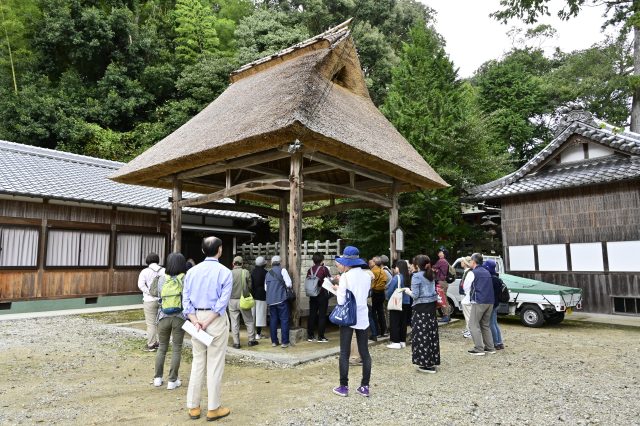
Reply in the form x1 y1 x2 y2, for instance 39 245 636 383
304 266 321 297
148 266 163 297
446 263 456 284
160 274 184 315
497 278 510 303
459 269 469 295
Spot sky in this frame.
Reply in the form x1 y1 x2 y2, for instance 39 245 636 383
421 0 615 77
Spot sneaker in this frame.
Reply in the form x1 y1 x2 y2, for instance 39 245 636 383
495 343 505 350
468 349 486 356
232 343 241 349
248 340 259 347
281 343 290 348
167 379 181 390
271 342 278 347
307 336 316 342
318 337 329 343
438 316 450 323
386 342 402 349
153 377 163 387
484 348 497 354
368 336 377 342
356 385 370 397
463 330 472 338
400 342 406 348
417 366 436 374
255 334 262 340
332 385 349 397
145 345 157 352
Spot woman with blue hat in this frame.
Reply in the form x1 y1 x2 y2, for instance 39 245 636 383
331 246 373 398
482 259 505 350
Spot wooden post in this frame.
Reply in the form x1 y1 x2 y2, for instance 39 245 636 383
171 177 182 253
279 198 288 263
389 179 399 263
288 152 303 327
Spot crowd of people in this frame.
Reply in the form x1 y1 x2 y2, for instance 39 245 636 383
137 237 506 420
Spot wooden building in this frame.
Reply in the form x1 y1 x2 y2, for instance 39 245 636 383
468 109 640 315
111 20 448 325
0 140 260 314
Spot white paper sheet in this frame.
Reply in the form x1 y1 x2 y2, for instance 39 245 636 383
322 278 337 295
181 320 214 347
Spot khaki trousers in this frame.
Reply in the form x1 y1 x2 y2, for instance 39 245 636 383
228 299 255 344
143 300 159 347
462 303 472 332
187 312 229 410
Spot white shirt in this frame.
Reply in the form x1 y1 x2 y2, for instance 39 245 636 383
461 269 474 305
337 267 371 330
137 263 165 302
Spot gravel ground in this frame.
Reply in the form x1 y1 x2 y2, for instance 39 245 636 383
0 314 639 425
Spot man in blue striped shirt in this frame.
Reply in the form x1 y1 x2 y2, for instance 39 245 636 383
183 236 232 421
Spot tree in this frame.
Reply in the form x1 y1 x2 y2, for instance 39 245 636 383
491 0 640 131
174 0 220 64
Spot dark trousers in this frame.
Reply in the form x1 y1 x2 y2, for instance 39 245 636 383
389 304 411 343
269 302 290 345
367 305 378 337
339 326 371 387
307 294 329 339
371 291 387 335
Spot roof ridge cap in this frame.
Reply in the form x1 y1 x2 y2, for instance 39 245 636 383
0 139 124 169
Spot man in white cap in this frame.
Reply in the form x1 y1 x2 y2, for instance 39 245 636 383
265 255 293 347
251 256 268 339
228 256 257 349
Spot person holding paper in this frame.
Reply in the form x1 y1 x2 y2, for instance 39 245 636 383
182 236 233 422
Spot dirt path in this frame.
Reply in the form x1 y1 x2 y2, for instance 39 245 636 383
0 313 639 425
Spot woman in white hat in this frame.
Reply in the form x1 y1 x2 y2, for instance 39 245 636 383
251 256 268 339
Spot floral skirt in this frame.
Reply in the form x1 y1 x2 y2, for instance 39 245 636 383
411 304 440 367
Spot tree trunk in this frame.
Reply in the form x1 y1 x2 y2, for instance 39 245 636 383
631 20 640 132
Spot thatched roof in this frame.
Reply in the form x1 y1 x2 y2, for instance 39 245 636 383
110 20 447 201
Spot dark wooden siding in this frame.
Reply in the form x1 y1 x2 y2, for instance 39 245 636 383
501 182 640 314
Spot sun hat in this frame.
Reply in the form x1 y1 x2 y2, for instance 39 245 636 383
461 256 472 268
482 258 497 276
233 256 243 265
335 246 367 267
271 255 281 264
255 256 266 266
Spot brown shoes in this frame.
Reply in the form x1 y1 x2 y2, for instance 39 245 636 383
206 406 231 421
188 407 201 419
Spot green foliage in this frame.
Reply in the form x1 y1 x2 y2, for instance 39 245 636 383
174 0 220 64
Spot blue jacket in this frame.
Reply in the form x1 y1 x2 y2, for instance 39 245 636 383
491 275 504 308
265 265 287 305
410 272 438 306
386 274 411 305
470 266 494 304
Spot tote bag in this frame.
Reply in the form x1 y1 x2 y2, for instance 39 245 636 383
329 288 357 327
387 275 403 311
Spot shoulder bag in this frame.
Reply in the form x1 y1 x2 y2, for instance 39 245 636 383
239 269 255 310
387 275 404 311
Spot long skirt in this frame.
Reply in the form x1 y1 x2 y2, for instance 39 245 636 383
252 300 267 327
411 302 440 368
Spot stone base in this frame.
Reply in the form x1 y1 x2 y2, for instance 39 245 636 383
276 327 305 345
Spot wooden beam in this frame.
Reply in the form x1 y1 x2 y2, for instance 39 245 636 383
279 198 288 264
301 151 393 184
304 179 392 208
171 177 182 253
349 171 355 188
178 149 291 180
303 201 382 217
389 179 400 263
198 201 281 218
244 165 287 177
302 164 336 175
225 169 231 189
289 152 303 327
178 178 289 208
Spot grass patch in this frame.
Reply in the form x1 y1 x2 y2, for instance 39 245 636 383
80 309 145 324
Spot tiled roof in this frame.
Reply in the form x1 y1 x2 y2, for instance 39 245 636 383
0 140 258 220
469 112 640 200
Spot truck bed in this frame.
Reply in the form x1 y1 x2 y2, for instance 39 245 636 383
502 273 582 296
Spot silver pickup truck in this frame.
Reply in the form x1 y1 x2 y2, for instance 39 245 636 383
446 256 583 327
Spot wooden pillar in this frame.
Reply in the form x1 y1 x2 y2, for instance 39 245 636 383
389 179 400 263
279 198 288 263
288 152 303 327
171 177 182 253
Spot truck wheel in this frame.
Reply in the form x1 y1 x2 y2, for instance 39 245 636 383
520 305 545 328
545 312 565 325
447 297 458 316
